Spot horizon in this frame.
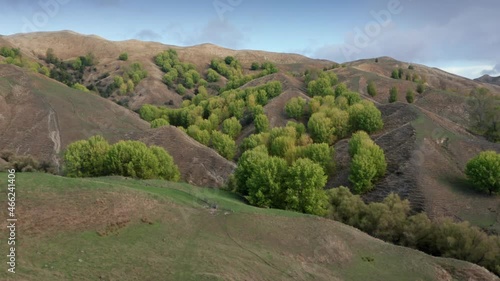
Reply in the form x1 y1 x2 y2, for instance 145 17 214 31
1 0 499 79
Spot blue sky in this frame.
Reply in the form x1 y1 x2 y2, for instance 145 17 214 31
1 0 499 78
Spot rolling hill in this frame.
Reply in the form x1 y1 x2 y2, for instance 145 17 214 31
0 172 497 281
0 31 499 279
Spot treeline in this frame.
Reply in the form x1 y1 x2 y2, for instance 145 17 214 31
43 48 97 89
64 136 180 181
0 46 50 76
139 81 282 159
327 187 500 276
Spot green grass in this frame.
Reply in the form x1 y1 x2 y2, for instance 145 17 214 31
0 173 492 281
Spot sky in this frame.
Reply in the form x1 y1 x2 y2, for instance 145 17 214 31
0 0 499 79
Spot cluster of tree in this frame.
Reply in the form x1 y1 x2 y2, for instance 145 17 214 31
139 81 283 159
155 49 206 95
465 151 499 195
305 70 339 97
234 145 328 215
348 131 387 193
210 56 278 92
293 93 382 145
240 123 334 175
467 87 500 142
391 68 404 79
64 136 180 180
111 62 148 95
43 48 98 90
0 46 50 76
326 187 500 276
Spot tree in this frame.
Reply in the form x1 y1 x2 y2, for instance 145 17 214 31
118 53 128 61
250 62 260 70
210 131 236 160
349 151 378 193
367 81 377 97
234 146 269 195
285 97 306 119
254 114 270 133
177 84 187 95
151 118 170 128
406 89 415 103
72 83 89 92
308 112 333 144
64 135 110 177
207 69 220 82
348 131 372 157
246 156 287 208
149 146 180 181
297 143 334 174
283 158 328 215
335 83 348 97
308 78 334 96
348 101 384 133
222 117 242 139
391 69 399 79
465 151 500 195
416 82 425 94
408 65 414 70
389 86 398 103
224 56 235 65
398 68 404 79
269 136 296 158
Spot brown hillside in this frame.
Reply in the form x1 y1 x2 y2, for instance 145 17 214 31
140 126 236 187
0 64 233 187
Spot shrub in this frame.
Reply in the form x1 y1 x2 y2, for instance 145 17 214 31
177 84 187 95
151 118 170 128
71 83 89 92
296 143 334 174
207 69 220 82
348 131 372 157
367 81 377 97
416 82 425 94
118 53 128 61
391 69 399 79
389 86 398 103
250 62 260 70
149 146 180 181
406 89 415 103
465 151 500 195
285 97 307 119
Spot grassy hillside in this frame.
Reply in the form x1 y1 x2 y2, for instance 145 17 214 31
0 172 497 281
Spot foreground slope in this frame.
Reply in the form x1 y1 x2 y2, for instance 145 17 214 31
0 172 497 281
0 65 234 187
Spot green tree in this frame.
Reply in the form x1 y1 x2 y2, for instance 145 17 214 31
308 78 334 97
285 97 307 119
149 146 180 181
151 118 170 128
465 151 500 195
389 86 398 103
207 68 220 82
297 143 334 174
406 89 415 103
398 68 404 79
118 52 128 61
349 151 378 193
177 84 187 95
283 158 328 215
270 136 296 158
348 131 372 157
210 131 236 160
247 156 287 208
367 81 377 97
254 114 270 133
234 146 269 195
71 83 89 92
308 112 333 144
250 62 260 70
391 69 399 79
348 101 384 133
187 125 211 146
222 117 242 139
334 83 348 97
64 135 110 177
416 82 425 94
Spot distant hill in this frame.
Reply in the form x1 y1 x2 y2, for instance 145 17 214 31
475 74 500 86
